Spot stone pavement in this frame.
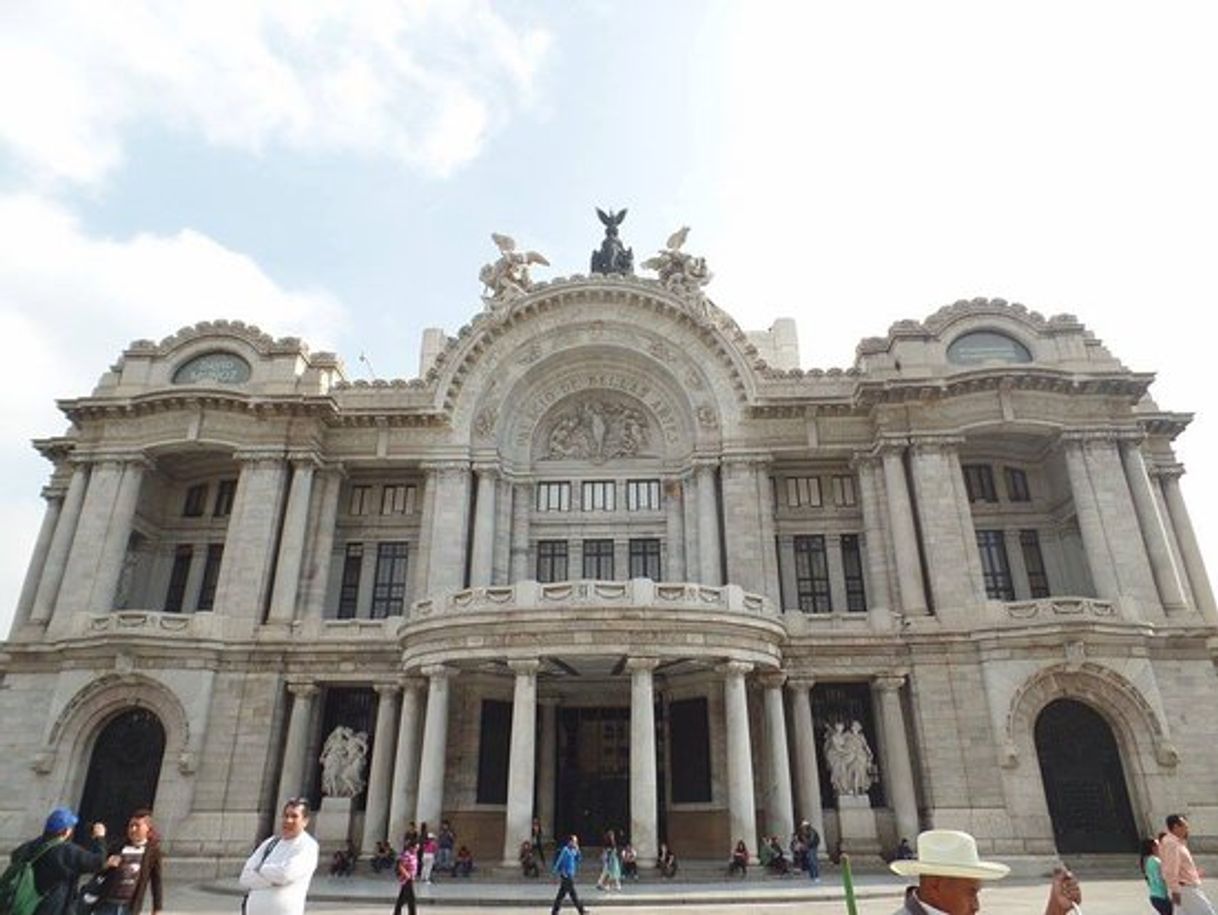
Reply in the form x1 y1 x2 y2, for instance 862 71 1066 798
181 874 1156 913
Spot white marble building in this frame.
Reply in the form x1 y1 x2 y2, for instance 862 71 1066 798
3 271 1217 872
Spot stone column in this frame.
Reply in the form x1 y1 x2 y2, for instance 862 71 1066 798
760 671 795 842
413 467 438 597
388 679 425 845
854 457 892 627
94 459 146 612
1158 467 1218 623
787 679 824 840
31 463 89 624
1062 438 1120 599
213 453 289 618
415 665 453 827
268 457 316 622
469 466 498 587
628 658 660 862
301 467 344 619
277 682 319 808
664 478 686 581
721 661 757 858
695 461 721 585
536 699 558 847
1121 444 1188 612
874 676 919 845
909 438 985 614
509 482 532 583
502 660 539 864
424 464 471 595
1004 529 1031 601
362 684 401 850
880 446 928 615
14 486 65 629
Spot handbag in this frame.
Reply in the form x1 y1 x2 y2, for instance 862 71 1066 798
77 870 109 915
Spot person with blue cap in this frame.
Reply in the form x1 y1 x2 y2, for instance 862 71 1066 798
9 807 115 915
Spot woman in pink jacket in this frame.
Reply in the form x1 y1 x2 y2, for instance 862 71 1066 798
392 839 418 915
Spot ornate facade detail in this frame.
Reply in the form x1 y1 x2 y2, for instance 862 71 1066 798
320 725 369 798
480 233 550 308
543 398 651 461
642 226 713 305
823 720 877 797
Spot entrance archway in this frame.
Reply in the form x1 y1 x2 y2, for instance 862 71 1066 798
78 708 166 839
1034 698 1138 853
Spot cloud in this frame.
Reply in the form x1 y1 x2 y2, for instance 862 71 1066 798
0 0 551 185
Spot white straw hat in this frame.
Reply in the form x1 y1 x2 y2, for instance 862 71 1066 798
890 830 1010 881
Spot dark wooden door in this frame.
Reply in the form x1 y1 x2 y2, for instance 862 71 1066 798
77 708 166 841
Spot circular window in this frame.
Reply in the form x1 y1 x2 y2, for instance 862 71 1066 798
947 331 1032 366
172 351 252 384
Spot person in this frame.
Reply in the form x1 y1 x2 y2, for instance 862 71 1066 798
519 840 540 878
436 821 456 875
620 843 637 881
766 836 790 875
8 807 111 915
328 840 355 877
550 834 586 915
596 830 620 891
804 822 821 882
656 842 677 879
530 817 546 866
418 832 437 884
889 829 1009 914
371 841 396 875
239 798 319 915
392 839 417 915
92 808 164 915
1044 867 1083 915
728 839 748 878
895 838 915 861
453 845 473 878
1140 835 1172 915
401 822 418 849
1160 814 1215 914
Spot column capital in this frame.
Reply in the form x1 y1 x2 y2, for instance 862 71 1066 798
787 675 816 692
721 452 772 471
1149 462 1185 481
287 681 319 698
75 450 155 471
718 660 754 678
507 659 541 676
849 451 880 471
873 673 908 693
908 434 966 453
234 447 288 465
421 459 471 475
39 484 68 502
473 462 501 479
757 669 787 690
872 436 910 455
420 664 454 680
692 456 721 471
399 675 427 693
374 682 402 698
625 657 661 673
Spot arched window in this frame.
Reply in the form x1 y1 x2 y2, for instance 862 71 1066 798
946 330 1033 366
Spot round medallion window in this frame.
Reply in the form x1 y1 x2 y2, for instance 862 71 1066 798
172 351 252 384
946 330 1032 366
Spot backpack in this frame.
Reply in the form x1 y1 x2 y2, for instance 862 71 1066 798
0 838 63 915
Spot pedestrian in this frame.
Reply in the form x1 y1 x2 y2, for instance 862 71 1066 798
728 839 748 878
530 817 546 866
550 834 587 915
7 807 111 915
1161 814 1215 914
596 831 620 892
239 798 319 915
418 832 437 883
1140 836 1171 915
392 839 417 915
436 821 456 876
92 808 164 915
889 829 1009 914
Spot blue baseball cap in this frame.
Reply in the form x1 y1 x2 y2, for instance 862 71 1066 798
44 807 78 834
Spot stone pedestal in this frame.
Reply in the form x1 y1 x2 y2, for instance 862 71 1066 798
835 795 880 855
316 797 356 852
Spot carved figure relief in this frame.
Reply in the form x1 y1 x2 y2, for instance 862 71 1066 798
480 233 549 308
823 720 877 797
319 725 369 798
642 226 713 305
543 399 652 461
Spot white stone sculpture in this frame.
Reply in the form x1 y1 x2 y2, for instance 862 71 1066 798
544 400 651 461
320 725 369 798
642 227 713 303
479 233 549 308
823 720 876 797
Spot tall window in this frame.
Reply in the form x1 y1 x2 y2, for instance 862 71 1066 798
626 479 661 511
1020 530 1051 598
841 534 867 611
1004 467 1031 502
832 475 857 507
536 540 569 583
371 542 408 618
976 530 1015 600
213 479 237 517
195 544 224 611
793 535 832 613
164 545 193 612
381 484 416 515
628 538 661 580
582 539 614 579
337 543 364 618
581 480 616 511
183 484 208 518
963 464 998 503
348 485 372 516
785 476 822 508
536 481 571 512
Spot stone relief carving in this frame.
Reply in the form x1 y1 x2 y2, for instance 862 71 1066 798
544 399 651 461
823 720 877 797
473 405 498 439
642 226 713 306
696 404 719 429
479 233 549 308
320 725 369 798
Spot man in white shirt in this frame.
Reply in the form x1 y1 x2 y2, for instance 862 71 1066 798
240 799 319 915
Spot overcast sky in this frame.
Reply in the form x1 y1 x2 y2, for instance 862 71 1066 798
2 1 1216 635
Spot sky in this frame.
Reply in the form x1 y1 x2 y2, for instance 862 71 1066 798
2 1 1216 635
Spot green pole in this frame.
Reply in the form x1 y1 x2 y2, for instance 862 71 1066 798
842 853 859 915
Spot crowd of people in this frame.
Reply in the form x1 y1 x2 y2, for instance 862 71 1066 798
5 802 1215 915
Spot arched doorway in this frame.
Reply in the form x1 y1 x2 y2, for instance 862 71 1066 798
78 708 166 840
1034 698 1138 853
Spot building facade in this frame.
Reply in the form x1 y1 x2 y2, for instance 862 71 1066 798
3 276 1217 872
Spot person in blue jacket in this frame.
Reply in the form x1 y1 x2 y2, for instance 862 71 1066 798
550 834 587 915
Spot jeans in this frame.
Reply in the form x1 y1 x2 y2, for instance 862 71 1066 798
551 875 585 914
807 849 820 880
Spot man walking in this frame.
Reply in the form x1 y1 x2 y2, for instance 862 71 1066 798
550 834 587 915
9 807 112 915
1161 814 1215 915
239 799 319 915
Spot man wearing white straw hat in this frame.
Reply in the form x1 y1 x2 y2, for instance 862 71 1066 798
890 829 1009 914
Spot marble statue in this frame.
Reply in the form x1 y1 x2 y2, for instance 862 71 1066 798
642 226 713 300
480 233 549 307
320 725 369 798
590 208 634 275
823 720 876 797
